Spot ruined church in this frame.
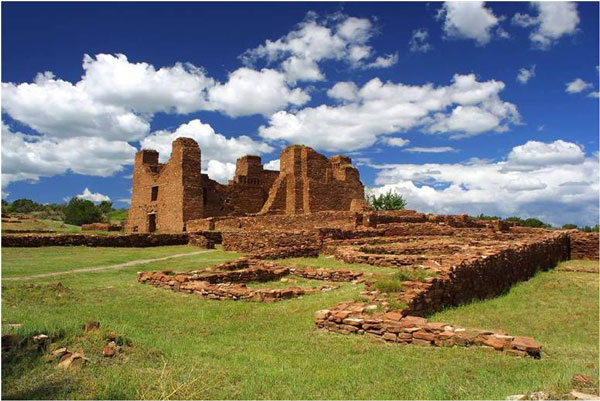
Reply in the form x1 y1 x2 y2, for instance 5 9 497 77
125 138 366 232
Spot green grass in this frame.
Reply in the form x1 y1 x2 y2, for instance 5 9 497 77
1 245 212 278
2 218 81 233
1 249 598 399
108 209 128 225
558 259 599 271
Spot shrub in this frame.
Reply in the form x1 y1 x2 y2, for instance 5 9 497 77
366 190 406 211
562 223 578 230
63 198 103 226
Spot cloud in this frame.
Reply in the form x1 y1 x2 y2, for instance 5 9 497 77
140 119 274 165
207 68 310 117
264 159 281 170
588 91 600 99
327 81 359 102
2 71 150 141
409 28 432 53
437 2 499 45
1 122 137 188
404 146 457 153
370 139 598 226
76 187 111 203
383 137 410 147
512 2 580 49
241 13 396 82
259 73 519 152
566 78 593 94
204 160 237 184
517 65 536 84
364 53 399 69
504 139 585 170
80 53 215 114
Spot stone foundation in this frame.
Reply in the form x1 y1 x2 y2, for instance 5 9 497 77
315 303 541 358
81 223 122 231
1 233 190 247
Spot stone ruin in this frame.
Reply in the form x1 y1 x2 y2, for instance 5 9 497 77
125 138 365 233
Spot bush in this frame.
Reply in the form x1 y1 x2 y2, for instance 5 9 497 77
562 223 578 230
366 190 406 211
63 198 103 226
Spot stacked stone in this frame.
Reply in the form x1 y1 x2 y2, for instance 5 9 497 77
222 230 323 253
188 234 215 249
568 232 599 260
2 233 191 247
138 269 336 302
314 302 541 358
249 246 320 259
290 267 363 282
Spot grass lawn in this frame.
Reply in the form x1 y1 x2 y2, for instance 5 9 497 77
2 218 81 234
1 245 215 279
1 248 598 400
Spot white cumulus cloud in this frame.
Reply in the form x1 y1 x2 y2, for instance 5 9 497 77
140 119 274 165
437 2 499 45
512 2 580 49
1 122 137 188
566 78 593 94
370 139 598 226
76 188 111 203
259 73 519 152
517 65 536 84
409 28 432 53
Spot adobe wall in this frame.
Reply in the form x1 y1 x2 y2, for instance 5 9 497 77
126 138 202 233
260 146 364 215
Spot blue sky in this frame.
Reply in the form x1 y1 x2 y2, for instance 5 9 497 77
2 1 598 226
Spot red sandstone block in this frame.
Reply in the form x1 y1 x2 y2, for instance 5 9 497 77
510 336 541 353
382 332 397 342
413 330 437 342
412 338 432 346
383 312 403 321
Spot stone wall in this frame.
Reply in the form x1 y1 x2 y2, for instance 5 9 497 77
315 304 541 358
403 232 570 316
221 230 323 253
260 146 364 215
569 231 599 260
1 233 190 247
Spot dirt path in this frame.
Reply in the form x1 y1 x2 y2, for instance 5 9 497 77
3 250 217 282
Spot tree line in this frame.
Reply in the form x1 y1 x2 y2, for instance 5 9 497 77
1 198 126 226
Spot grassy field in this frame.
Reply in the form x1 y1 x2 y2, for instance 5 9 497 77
1 218 81 234
1 247 598 400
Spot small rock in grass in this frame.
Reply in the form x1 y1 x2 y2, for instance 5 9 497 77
103 341 117 357
33 334 49 343
84 321 100 332
568 390 600 400
530 391 549 400
506 395 527 400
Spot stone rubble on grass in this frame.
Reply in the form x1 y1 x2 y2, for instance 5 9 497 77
568 391 600 400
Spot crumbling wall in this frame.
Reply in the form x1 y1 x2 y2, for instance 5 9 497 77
568 231 599 260
261 146 364 215
2 233 191 247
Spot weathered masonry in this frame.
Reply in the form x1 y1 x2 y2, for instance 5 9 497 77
125 138 365 233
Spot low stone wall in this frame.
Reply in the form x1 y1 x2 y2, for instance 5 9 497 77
188 211 362 232
569 231 599 260
249 246 319 259
188 234 215 249
81 223 122 231
1 233 190 247
221 230 323 253
290 267 363 282
315 303 541 358
137 263 339 302
401 233 570 316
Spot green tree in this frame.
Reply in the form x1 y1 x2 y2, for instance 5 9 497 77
367 190 407 211
9 198 41 213
63 198 103 226
98 201 113 215
562 223 578 230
